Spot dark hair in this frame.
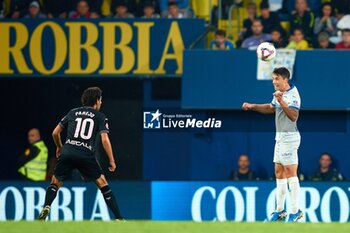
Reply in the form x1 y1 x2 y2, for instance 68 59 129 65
252 18 263 25
168 2 178 7
320 2 334 16
273 67 290 79
260 0 269 10
341 28 350 34
216 29 226 37
320 152 332 160
81 87 102 107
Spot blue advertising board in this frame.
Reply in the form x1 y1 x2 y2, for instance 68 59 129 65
2 181 349 222
0 19 205 77
0 181 150 220
152 181 350 222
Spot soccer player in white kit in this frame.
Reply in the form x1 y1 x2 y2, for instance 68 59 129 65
242 67 303 222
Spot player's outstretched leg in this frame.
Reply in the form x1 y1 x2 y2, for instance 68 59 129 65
96 175 123 220
269 177 288 221
38 176 62 220
287 176 303 222
100 185 123 220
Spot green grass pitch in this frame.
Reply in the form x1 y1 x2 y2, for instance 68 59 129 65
1 221 350 233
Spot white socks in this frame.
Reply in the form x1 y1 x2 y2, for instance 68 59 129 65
288 176 300 214
276 178 288 212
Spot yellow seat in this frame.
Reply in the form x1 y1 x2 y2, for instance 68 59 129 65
191 0 218 21
281 21 290 34
218 19 240 41
101 0 112 17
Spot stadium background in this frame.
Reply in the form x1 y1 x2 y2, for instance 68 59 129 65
1 0 350 223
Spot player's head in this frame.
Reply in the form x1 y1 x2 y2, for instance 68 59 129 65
215 29 226 44
251 19 263 36
272 67 290 91
319 153 332 169
238 154 250 170
81 87 103 110
341 28 350 45
28 128 41 144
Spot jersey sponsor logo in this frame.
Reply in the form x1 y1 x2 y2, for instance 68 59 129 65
66 139 92 151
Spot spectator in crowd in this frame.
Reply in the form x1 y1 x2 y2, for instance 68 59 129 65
141 1 160 19
113 2 134 18
24 1 46 18
268 28 288 48
18 128 49 181
290 0 315 42
310 153 344 181
0 0 5 18
241 19 272 50
166 2 184 19
331 0 350 15
231 154 259 181
240 2 258 41
70 0 91 18
314 32 335 49
8 0 29 18
160 0 188 17
259 0 285 37
45 0 68 18
314 3 338 37
89 0 103 17
286 28 310 50
209 29 235 50
336 28 350 49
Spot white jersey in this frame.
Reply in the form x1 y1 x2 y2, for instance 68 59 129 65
271 84 301 141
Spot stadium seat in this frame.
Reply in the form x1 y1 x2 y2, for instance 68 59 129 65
101 0 112 17
218 19 240 41
280 21 290 34
191 0 218 21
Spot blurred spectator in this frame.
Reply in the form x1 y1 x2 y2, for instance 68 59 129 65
314 32 335 49
166 2 184 18
113 2 134 18
331 0 350 15
314 3 338 37
141 1 160 18
0 0 4 18
24 1 46 18
259 0 285 36
89 0 103 16
268 28 288 48
310 153 344 181
336 28 350 49
160 0 188 17
209 29 234 50
240 3 258 41
70 0 91 18
231 154 259 181
286 28 310 50
290 0 315 42
45 0 68 18
18 128 49 181
8 0 29 18
241 19 272 50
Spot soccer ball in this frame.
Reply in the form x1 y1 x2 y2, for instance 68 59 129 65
256 42 276 62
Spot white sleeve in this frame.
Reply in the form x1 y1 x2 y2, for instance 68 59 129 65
271 96 277 107
288 94 301 110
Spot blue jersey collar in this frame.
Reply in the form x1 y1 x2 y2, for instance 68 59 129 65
286 83 295 92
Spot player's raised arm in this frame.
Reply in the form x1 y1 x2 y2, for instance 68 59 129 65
101 132 116 172
52 124 63 158
273 91 299 122
242 102 276 114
